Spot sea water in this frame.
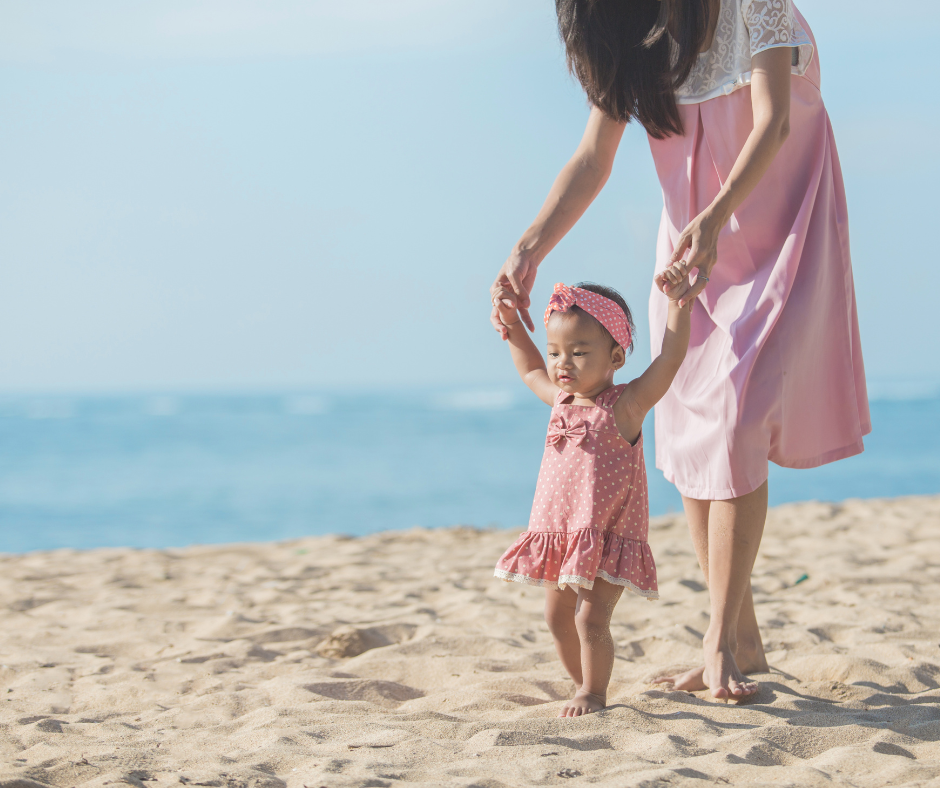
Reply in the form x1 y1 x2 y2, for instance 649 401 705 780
0 391 937 553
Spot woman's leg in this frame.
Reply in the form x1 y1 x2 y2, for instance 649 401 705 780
560 577 624 717
703 481 767 697
545 585 583 686
735 582 769 674
653 482 769 696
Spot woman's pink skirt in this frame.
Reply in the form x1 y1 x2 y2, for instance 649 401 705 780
647 20 870 500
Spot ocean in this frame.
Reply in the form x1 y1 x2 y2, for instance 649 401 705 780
0 390 937 553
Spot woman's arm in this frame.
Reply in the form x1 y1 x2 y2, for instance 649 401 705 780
491 108 626 337
658 45 793 305
614 298 693 441
493 287 559 405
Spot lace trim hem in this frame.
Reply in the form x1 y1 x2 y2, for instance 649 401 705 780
494 568 658 600
596 569 659 600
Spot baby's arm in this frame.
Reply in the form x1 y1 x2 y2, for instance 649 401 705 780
493 287 559 406
614 298 693 440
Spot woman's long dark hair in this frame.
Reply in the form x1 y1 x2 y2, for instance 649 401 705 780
556 0 711 139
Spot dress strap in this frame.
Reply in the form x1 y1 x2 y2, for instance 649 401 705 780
595 383 628 410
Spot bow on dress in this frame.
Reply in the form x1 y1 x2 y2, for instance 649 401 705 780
546 413 588 448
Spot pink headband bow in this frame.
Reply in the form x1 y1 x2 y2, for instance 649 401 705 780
544 283 632 350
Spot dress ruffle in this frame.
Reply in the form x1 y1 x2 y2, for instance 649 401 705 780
494 528 658 599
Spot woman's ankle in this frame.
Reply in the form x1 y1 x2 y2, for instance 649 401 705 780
734 638 768 671
703 625 737 653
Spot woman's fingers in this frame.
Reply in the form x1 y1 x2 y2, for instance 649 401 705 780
662 232 693 288
493 250 537 333
519 305 535 332
678 277 708 308
671 233 692 261
684 238 718 279
504 257 536 329
667 210 719 305
670 234 692 266
505 267 532 310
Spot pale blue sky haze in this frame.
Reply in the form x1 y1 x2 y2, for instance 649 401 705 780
0 0 937 396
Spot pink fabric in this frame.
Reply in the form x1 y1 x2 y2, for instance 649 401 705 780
494 384 658 598
647 10 870 500
545 282 633 350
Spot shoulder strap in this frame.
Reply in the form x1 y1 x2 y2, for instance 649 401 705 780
596 384 628 409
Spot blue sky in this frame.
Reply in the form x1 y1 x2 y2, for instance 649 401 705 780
1 0 937 396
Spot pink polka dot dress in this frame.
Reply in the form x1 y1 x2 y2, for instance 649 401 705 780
494 384 658 599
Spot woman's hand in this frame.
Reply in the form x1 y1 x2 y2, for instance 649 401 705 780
654 207 724 307
490 249 538 339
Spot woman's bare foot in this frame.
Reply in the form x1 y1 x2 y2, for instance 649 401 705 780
652 664 709 692
652 642 768 694
559 689 606 717
704 642 758 699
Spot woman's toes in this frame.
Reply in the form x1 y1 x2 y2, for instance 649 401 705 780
652 666 708 692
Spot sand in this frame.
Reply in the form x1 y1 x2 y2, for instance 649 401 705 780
2 496 940 788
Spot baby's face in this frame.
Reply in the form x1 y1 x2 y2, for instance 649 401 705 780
546 310 624 397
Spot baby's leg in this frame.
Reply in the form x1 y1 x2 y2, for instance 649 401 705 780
560 578 624 717
544 585 582 686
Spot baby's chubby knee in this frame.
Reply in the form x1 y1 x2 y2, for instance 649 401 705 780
543 589 577 633
573 603 612 637
544 603 572 633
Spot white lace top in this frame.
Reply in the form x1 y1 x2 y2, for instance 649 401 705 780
675 0 814 104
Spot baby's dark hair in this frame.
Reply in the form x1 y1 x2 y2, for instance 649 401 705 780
572 281 636 355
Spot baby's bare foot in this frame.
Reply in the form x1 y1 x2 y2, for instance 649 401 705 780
558 689 606 717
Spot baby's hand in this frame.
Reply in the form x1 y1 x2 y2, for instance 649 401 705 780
657 265 710 307
491 286 522 331
655 262 691 302
668 294 696 313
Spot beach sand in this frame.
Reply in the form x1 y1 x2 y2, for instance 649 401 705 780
2 496 939 788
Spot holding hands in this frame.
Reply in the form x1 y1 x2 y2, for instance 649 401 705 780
490 250 538 339
491 284 523 329
654 208 722 307
490 207 718 337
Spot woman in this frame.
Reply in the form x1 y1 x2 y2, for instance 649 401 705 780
490 0 870 699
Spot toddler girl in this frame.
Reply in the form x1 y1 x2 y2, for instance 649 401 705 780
492 281 692 716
